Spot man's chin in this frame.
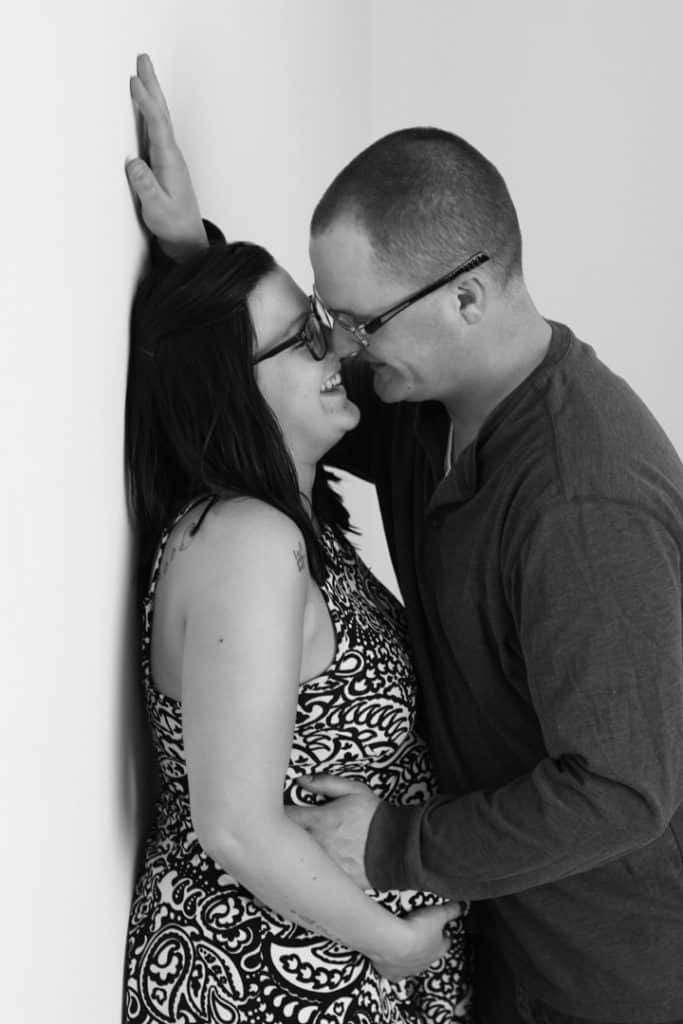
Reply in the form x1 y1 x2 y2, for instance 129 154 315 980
371 365 413 404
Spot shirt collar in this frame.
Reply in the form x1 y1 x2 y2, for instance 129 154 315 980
414 320 573 511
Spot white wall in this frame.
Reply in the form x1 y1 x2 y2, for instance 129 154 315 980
342 0 683 594
1 3 369 1020
2 3 681 1022
368 0 683 451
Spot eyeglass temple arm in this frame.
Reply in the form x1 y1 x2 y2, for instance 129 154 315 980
366 251 490 334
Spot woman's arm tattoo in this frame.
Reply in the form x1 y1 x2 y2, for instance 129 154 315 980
293 541 306 572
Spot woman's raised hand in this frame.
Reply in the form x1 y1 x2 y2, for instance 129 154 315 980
126 53 208 258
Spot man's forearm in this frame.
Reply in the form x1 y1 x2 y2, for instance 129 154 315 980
365 759 680 900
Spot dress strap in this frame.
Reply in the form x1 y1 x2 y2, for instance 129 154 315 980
189 494 218 536
143 495 216 631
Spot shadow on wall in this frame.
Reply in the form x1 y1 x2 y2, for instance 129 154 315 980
116 525 159 887
115 231 160 1019
116 182 160 870
116 524 160 1024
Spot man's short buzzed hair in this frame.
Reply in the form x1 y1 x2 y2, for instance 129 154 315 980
311 127 523 288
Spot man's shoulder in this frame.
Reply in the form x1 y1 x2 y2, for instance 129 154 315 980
500 327 683 547
542 329 683 496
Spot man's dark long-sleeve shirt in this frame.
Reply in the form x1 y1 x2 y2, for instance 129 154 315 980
330 322 683 1020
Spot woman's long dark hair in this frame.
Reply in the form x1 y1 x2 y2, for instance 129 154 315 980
125 241 352 592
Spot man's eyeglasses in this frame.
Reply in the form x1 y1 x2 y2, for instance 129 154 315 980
252 297 328 364
312 251 490 348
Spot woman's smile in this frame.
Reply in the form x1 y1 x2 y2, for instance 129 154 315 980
320 369 344 393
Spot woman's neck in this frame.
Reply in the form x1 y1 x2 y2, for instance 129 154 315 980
295 459 316 507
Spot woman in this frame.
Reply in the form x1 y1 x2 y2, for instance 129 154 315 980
124 57 471 1024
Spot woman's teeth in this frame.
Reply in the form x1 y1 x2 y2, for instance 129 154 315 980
321 371 342 393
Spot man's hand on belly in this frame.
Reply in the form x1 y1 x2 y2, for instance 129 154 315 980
285 775 380 889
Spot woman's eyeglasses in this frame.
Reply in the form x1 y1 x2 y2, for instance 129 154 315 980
252 298 328 364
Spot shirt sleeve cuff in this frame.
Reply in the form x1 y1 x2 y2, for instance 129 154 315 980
365 801 423 890
203 219 225 244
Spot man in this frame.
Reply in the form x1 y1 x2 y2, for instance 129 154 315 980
129 55 683 1024
296 127 683 1024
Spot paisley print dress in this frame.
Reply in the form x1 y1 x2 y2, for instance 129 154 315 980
124 511 472 1024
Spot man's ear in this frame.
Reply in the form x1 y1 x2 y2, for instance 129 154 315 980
456 278 485 324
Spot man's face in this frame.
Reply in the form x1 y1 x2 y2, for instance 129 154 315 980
310 217 468 405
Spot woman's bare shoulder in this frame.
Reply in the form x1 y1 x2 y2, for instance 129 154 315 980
166 496 308 591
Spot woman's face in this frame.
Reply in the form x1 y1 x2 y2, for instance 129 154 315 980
249 266 360 467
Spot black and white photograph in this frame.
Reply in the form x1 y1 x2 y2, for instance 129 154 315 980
2 3 682 1022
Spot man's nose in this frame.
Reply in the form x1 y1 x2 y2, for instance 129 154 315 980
330 323 363 359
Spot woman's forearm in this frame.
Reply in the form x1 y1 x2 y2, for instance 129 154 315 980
204 814 408 961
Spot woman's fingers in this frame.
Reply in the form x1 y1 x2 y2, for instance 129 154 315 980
437 900 463 924
371 900 460 980
126 53 206 254
411 901 463 925
130 74 174 150
136 53 172 123
296 773 371 798
125 158 161 203
410 903 461 962
404 900 464 959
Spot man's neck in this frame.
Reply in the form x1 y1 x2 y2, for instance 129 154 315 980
443 311 552 455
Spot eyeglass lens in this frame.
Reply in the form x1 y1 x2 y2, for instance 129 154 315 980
312 290 334 330
313 290 365 343
303 310 328 359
